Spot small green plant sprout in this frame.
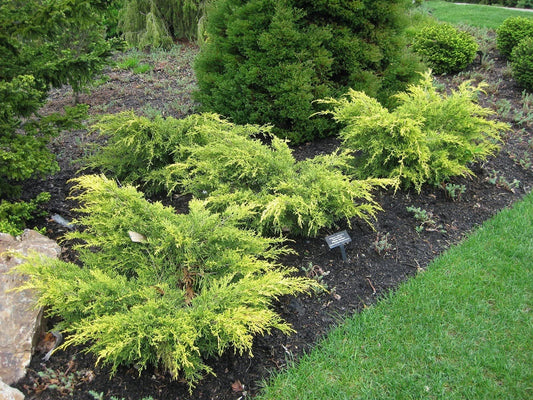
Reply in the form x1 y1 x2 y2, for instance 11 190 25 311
495 98 514 121
518 155 532 171
89 391 104 400
372 232 393 256
301 262 330 290
487 170 521 192
508 134 533 171
494 91 533 127
116 55 152 74
406 206 445 233
515 90 533 127
133 63 152 74
443 183 466 201
480 53 496 73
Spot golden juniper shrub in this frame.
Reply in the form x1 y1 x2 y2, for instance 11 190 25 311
14 175 321 389
85 112 262 195
160 131 393 236
88 112 392 236
318 71 509 192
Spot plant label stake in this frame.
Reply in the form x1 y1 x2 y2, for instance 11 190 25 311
325 230 351 261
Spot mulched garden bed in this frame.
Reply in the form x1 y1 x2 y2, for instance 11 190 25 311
15 42 533 400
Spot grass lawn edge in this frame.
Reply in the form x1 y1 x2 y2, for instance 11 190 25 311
257 190 533 399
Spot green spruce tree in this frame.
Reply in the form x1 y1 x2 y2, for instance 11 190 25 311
0 0 114 198
194 0 423 143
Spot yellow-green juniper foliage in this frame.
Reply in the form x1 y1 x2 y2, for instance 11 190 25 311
165 135 393 237
14 175 321 389
85 112 265 195
87 112 392 236
318 71 509 192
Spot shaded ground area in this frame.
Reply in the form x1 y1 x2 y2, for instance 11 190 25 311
15 41 533 399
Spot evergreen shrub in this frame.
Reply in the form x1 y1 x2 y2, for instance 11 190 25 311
158 132 393 237
194 0 423 143
318 71 509 192
496 16 533 58
14 175 321 388
412 22 479 75
87 112 392 236
119 0 210 47
511 37 533 90
0 192 50 236
84 112 262 195
1 0 113 198
102 0 124 38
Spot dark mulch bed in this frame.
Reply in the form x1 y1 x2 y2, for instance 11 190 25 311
15 42 533 400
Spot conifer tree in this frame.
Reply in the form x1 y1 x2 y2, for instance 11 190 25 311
119 0 210 48
194 0 423 143
0 0 113 197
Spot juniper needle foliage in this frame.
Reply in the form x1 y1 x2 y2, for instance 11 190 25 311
85 112 262 195
162 132 392 237
319 71 509 191
88 112 392 236
14 175 321 388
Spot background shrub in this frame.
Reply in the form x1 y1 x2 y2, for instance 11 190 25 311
15 175 320 388
0 192 50 236
194 0 423 143
412 22 479 74
496 16 533 58
0 0 113 198
318 71 509 192
102 0 124 38
511 37 533 90
119 0 210 48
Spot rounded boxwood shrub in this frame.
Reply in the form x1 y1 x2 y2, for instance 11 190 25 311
496 16 533 59
412 22 478 75
511 37 533 91
194 0 423 144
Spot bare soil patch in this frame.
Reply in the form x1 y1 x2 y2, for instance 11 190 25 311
15 42 533 400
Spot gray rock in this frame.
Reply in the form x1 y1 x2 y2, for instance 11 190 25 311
0 230 61 385
0 378 24 400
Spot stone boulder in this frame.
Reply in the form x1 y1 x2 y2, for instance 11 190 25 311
0 378 24 400
0 230 61 386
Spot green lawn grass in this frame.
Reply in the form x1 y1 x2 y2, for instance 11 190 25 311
423 0 533 29
257 191 533 399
